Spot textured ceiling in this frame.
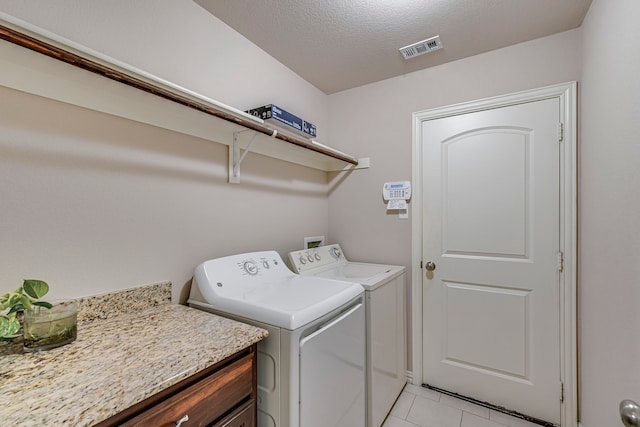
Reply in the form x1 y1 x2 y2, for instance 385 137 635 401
195 0 592 94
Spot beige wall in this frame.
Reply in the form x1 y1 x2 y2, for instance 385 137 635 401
579 1 640 425
327 29 582 264
0 0 333 301
0 85 329 302
3 1 640 425
327 29 582 377
0 0 329 127
327 2 640 424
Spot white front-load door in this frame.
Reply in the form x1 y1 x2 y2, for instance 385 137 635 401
421 98 561 423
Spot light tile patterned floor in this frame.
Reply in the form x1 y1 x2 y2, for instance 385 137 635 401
382 384 542 427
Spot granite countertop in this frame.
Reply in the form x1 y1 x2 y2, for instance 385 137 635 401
0 283 268 426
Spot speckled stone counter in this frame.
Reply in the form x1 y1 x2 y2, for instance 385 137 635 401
0 283 268 426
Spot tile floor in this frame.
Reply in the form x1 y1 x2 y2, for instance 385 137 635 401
382 383 541 427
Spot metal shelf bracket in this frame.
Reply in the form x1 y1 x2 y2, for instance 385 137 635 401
229 129 278 183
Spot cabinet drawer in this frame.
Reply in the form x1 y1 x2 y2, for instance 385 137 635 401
121 353 254 427
215 401 254 427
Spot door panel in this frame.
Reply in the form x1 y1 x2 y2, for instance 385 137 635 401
444 282 530 378
443 129 529 257
422 98 560 423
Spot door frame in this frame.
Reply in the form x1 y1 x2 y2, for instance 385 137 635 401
410 82 577 426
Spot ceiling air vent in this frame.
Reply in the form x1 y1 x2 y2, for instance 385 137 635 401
399 35 443 60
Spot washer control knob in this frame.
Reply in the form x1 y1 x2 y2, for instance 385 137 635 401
314 253 321 261
299 256 307 265
330 247 342 259
307 255 314 262
243 260 259 275
262 260 270 269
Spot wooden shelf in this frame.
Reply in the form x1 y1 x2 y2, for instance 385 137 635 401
0 14 367 178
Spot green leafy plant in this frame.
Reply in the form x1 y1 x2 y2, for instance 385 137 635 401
0 279 52 340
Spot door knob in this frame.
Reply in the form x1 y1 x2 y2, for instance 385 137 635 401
425 261 436 271
621 400 640 427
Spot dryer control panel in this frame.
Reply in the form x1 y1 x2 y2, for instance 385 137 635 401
288 244 346 273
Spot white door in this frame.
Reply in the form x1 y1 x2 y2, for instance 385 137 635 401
421 98 561 423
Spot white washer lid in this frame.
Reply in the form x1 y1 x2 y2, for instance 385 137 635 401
190 251 363 330
304 262 405 290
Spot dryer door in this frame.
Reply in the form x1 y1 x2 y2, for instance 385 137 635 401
299 302 365 427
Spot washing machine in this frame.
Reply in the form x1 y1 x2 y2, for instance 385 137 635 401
188 250 366 427
288 244 406 427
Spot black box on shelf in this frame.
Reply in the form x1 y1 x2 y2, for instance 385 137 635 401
245 104 317 138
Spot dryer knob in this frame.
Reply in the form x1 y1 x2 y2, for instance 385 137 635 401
299 256 307 265
314 253 321 261
243 260 259 275
307 255 314 262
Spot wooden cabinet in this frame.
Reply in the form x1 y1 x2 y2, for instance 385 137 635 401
215 401 254 427
96 345 257 427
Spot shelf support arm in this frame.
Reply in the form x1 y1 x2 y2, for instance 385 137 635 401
229 129 278 183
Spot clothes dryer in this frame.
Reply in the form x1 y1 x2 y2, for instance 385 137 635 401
288 244 406 427
189 250 365 427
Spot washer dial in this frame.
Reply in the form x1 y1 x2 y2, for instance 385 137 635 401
243 260 259 275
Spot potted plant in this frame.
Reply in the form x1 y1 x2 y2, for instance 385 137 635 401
1 280 77 351
0 279 52 340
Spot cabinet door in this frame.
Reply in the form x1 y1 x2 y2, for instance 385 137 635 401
122 354 253 427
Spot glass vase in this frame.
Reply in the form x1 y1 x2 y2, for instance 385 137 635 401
23 300 78 352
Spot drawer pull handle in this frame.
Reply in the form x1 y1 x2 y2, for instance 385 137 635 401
176 414 189 426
